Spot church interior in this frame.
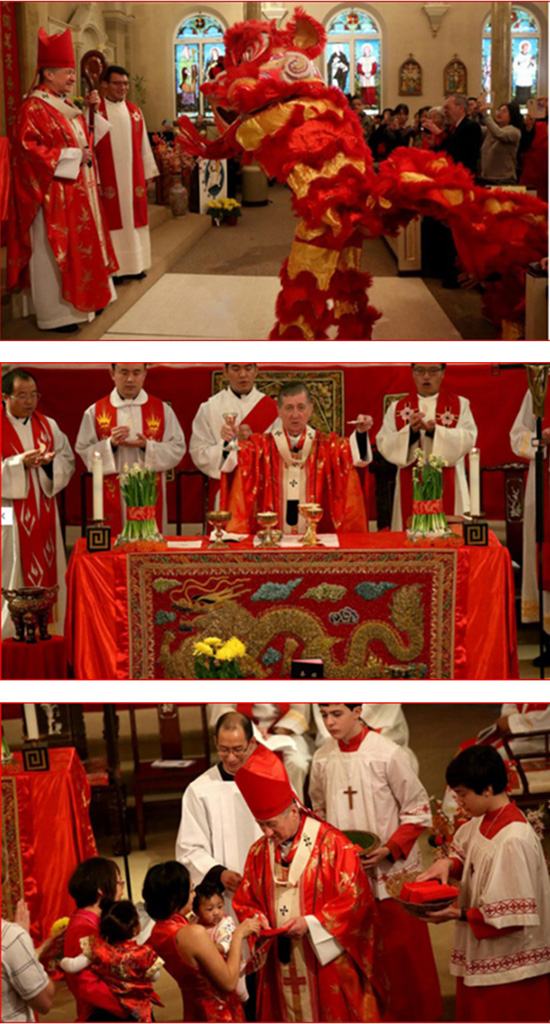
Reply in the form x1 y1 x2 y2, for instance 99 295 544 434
2 700 550 1023
1 1 548 340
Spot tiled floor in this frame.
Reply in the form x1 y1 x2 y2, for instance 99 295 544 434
101 274 462 340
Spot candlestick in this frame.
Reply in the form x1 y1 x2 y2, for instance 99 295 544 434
469 448 480 516
92 451 104 521
24 703 39 741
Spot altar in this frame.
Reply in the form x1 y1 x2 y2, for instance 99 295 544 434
65 533 518 680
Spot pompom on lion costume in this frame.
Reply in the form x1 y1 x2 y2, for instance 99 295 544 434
177 7 547 341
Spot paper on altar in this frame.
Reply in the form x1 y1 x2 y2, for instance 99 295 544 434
151 759 195 769
253 535 340 549
167 540 204 549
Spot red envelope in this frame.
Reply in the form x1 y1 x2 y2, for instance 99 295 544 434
399 881 459 904
260 924 292 938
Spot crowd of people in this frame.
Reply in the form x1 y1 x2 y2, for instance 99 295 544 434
2 704 550 1023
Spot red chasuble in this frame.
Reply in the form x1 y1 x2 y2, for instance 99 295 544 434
95 99 149 230
394 387 462 521
94 394 165 534
7 91 117 310
233 817 381 1023
215 393 278 510
2 409 57 588
227 432 367 534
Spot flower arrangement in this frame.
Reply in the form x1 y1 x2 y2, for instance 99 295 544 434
114 464 166 551
193 636 247 678
206 197 242 225
408 449 451 540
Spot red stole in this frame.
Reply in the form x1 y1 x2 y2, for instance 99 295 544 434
237 703 290 725
213 392 277 512
2 409 57 588
95 99 148 230
541 409 550 586
94 393 165 533
395 388 461 524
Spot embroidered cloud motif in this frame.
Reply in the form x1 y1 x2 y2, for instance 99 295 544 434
251 579 303 602
302 583 347 603
355 581 398 601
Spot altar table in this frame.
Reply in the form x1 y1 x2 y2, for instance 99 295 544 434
1 748 97 943
65 534 518 680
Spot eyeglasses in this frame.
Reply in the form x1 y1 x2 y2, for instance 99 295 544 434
412 367 443 376
217 746 247 755
11 392 41 401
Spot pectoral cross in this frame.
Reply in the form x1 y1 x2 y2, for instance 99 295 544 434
344 785 357 810
283 963 307 997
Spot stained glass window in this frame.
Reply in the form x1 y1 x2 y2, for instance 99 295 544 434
326 8 382 110
482 6 540 109
175 14 225 117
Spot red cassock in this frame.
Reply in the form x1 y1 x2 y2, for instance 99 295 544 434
227 432 367 535
233 816 382 1023
7 91 118 311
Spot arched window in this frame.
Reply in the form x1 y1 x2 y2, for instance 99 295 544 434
325 7 382 111
174 13 225 118
482 6 541 110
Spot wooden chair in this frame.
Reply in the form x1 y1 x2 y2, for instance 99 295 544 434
502 729 550 808
129 703 211 849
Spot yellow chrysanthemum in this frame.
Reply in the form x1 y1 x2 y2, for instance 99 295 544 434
203 637 222 647
193 641 214 658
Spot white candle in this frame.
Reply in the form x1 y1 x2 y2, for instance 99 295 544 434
24 704 39 741
469 448 481 517
92 451 104 522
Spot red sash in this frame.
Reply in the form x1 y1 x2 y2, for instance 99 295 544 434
237 703 290 726
395 388 461 525
210 393 278 512
95 100 148 230
2 409 57 588
94 393 165 534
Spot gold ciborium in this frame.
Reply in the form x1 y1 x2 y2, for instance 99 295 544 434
257 511 283 547
207 510 231 546
298 503 324 547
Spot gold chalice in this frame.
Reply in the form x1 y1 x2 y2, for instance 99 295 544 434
257 511 283 547
207 510 231 546
298 503 324 547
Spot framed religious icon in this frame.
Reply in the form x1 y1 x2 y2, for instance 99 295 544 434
399 55 422 97
444 55 468 96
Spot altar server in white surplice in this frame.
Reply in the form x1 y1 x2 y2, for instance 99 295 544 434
312 702 419 771
309 703 442 1024
75 363 185 534
377 363 477 531
208 703 313 801
2 369 74 639
510 389 550 653
92 66 159 279
190 363 278 509
176 712 262 924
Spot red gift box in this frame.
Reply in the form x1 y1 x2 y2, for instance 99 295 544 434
399 881 459 904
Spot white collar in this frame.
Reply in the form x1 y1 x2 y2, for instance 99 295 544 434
110 386 148 408
6 409 32 426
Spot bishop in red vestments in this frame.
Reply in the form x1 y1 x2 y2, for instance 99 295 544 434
7 29 117 332
233 745 382 1023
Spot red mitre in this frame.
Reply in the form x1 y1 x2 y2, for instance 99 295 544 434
37 27 75 69
235 744 295 820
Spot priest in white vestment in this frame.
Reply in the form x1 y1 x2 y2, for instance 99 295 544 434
377 363 477 531
312 702 419 771
92 66 159 278
208 703 313 801
190 364 278 509
75 363 186 533
2 369 74 638
176 712 262 924
510 389 550 652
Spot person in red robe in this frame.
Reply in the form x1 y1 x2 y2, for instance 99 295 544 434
226 381 371 535
7 28 118 333
233 744 382 1023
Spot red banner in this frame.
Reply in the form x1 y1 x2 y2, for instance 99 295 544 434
1 1 21 138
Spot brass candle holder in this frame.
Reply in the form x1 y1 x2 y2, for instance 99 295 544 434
207 510 231 546
298 503 324 547
257 511 283 547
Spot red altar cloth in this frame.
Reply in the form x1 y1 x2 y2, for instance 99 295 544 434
2 635 67 680
65 533 518 680
0 748 97 943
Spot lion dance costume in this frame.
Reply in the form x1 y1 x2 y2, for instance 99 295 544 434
177 7 547 341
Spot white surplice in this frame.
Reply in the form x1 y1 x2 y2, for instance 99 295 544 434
190 387 277 482
510 390 550 631
309 730 431 899
312 703 419 771
175 764 262 923
376 392 477 530
208 703 313 800
99 99 158 276
2 411 75 639
75 387 186 531
450 815 550 987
